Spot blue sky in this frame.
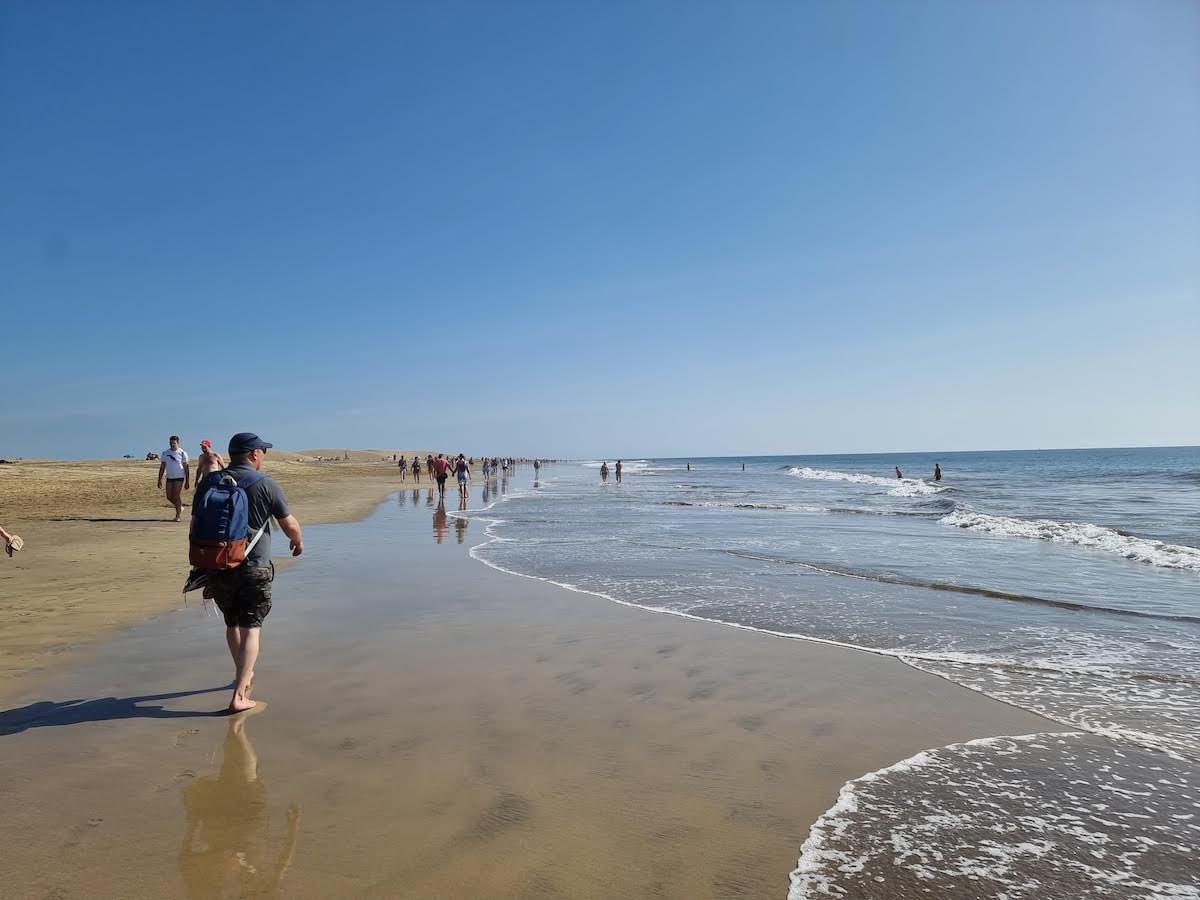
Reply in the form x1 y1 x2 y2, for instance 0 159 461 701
2 1 1197 459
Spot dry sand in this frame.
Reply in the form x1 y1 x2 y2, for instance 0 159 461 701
0 452 425 700
0 491 1053 898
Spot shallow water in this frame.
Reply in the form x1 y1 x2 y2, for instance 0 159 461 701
1 489 1047 898
468 450 1200 897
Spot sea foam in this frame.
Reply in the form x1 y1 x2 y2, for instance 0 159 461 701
788 732 1200 900
787 466 943 496
939 509 1200 573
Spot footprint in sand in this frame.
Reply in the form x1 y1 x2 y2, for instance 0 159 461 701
174 727 200 746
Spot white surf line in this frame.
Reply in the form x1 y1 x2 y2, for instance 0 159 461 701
785 731 1086 900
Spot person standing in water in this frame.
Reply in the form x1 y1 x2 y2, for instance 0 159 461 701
615 460 623 483
600 461 609 482
934 463 942 481
895 466 903 479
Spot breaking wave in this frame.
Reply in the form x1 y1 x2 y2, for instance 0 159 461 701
940 510 1200 573
787 466 944 496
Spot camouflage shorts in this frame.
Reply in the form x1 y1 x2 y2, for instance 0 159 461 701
208 563 274 628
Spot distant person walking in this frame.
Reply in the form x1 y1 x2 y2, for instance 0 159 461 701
432 453 451 499
193 433 303 714
934 463 942 482
398 455 407 481
195 439 225 485
615 460 623 483
600 461 609 482
895 466 903 479
158 435 191 522
533 459 540 475
1 523 24 558
411 457 421 482
455 454 471 499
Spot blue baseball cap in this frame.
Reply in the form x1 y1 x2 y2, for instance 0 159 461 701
228 432 274 455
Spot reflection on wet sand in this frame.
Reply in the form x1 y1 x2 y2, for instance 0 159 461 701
180 715 299 898
455 510 468 543
433 501 449 543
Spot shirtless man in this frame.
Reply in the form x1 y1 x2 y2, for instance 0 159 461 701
432 453 452 499
195 439 226 485
158 435 191 521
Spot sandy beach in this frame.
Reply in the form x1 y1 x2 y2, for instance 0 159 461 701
0 478 1053 898
0 451 419 699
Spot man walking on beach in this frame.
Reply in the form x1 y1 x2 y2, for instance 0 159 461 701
432 453 451 499
193 433 303 714
195 439 225 484
158 435 190 521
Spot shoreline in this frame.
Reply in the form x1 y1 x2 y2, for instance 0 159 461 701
0 489 1056 897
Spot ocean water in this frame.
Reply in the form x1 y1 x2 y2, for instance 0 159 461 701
463 449 1200 898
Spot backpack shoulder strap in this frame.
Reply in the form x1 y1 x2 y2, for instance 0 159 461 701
234 470 268 489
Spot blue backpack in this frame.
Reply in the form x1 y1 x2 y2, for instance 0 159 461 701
189 469 267 570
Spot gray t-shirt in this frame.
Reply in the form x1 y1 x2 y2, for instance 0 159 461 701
193 462 291 566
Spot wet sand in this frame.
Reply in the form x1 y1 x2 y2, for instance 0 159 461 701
0 490 1051 898
0 453 411 697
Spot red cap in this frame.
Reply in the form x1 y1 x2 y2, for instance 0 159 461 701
200 439 212 448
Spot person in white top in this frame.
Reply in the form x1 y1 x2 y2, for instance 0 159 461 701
157 434 191 521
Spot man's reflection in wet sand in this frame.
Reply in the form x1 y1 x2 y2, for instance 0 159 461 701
455 509 469 544
433 500 449 544
180 715 299 898
410 489 420 507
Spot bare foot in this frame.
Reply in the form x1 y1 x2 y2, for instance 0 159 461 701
228 694 257 714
